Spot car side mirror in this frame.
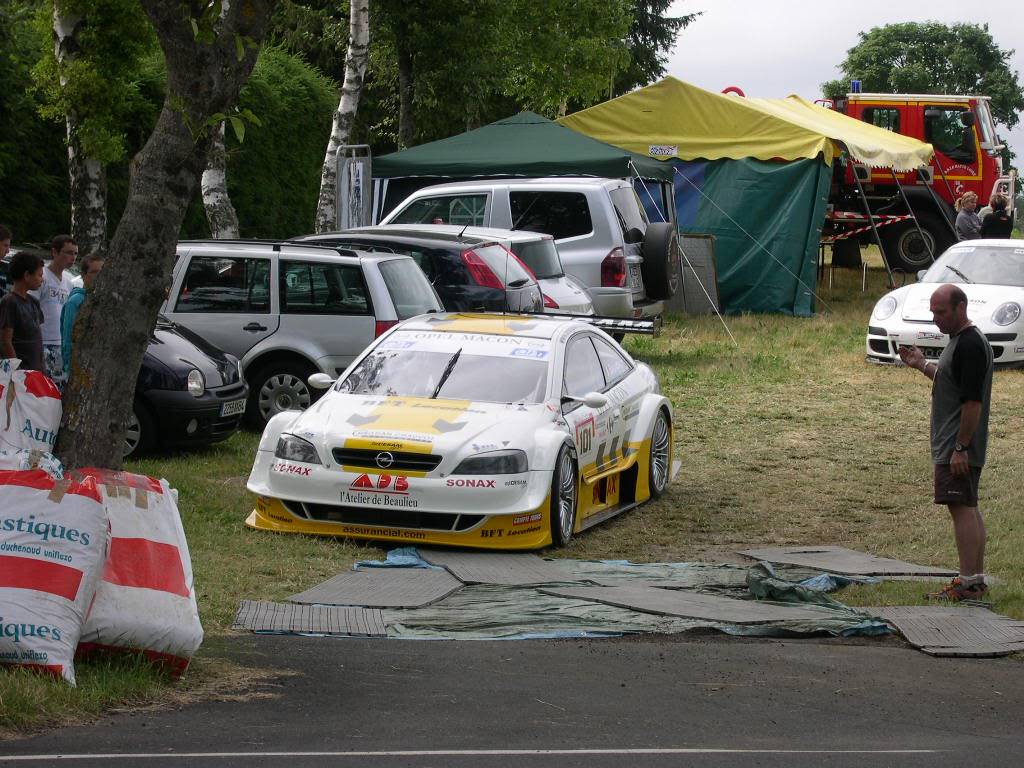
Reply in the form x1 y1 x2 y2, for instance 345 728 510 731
308 373 336 390
624 226 645 245
582 392 609 409
917 270 928 281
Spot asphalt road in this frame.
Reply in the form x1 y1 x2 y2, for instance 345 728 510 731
2 632 1022 767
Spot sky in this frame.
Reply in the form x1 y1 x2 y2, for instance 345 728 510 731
666 0 1024 160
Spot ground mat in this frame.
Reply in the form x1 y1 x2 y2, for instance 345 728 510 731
541 585 841 625
870 606 1024 657
418 549 581 585
288 568 463 608
233 600 386 637
738 546 957 578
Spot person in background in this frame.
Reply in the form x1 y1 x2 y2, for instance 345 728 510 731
980 194 1013 239
60 253 104 380
31 234 78 388
0 224 11 262
0 252 46 371
954 192 982 241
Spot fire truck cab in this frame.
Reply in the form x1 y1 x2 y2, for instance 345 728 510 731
828 93 1016 271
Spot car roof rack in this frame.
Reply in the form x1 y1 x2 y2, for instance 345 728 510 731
178 239 359 258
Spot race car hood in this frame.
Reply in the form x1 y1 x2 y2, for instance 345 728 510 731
283 393 556 463
899 283 1023 323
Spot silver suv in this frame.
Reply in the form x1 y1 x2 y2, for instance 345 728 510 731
379 177 678 318
162 240 442 425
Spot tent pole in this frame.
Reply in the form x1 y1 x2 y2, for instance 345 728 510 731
918 167 958 237
852 170 896 289
933 159 959 207
890 169 935 265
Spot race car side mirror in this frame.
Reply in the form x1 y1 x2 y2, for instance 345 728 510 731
308 373 336 389
560 392 610 409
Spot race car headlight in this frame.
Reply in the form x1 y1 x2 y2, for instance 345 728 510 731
992 302 1021 326
186 369 205 397
275 434 321 465
453 450 528 474
872 295 898 320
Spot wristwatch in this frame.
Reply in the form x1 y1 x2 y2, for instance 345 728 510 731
954 442 970 453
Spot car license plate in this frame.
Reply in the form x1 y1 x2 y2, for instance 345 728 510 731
628 264 642 290
220 398 246 417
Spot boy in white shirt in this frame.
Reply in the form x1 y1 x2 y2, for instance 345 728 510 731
32 234 79 388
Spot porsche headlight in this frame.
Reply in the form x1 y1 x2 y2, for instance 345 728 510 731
992 302 1021 326
453 450 528 474
275 434 321 464
186 369 205 397
872 295 898 320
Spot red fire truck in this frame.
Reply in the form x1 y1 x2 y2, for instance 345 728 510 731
823 92 1017 272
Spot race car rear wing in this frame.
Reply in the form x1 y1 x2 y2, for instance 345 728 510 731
515 312 662 336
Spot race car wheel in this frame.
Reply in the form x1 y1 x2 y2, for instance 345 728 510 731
124 399 155 459
550 446 578 547
247 360 317 428
640 223 680 300
648 409 671 498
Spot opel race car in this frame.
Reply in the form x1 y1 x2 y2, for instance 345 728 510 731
246 313 673 549
866 239 1024 367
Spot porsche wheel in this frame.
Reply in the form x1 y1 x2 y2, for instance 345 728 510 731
550 446 578 547
648 409 671 498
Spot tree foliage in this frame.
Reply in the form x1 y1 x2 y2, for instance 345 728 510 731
614 0 698 96
822 22 1024 129
31 0 156 164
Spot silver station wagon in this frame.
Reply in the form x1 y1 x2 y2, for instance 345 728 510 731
162 240 443 426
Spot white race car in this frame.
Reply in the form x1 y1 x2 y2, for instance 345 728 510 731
246 313 673 549
866 239 1024 367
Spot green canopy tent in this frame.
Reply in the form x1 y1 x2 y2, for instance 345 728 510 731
371 111 674 220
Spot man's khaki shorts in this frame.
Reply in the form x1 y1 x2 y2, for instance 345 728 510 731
934 463 982 506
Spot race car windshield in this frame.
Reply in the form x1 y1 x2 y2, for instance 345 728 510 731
921 247 1024 287
338 349 549 403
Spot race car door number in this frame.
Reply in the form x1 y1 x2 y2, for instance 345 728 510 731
220 398 247 417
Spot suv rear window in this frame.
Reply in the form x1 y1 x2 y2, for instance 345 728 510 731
510 238 563 279
391 195 487 226
509 191 592 240
378 258 441 319
472 244 533 285
280 260 370 315
176 256 270 313
609 187 648 234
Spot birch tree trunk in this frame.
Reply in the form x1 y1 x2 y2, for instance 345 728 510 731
55 0 272 470
314 0 370 234
201 123 240 238
53 3 107 258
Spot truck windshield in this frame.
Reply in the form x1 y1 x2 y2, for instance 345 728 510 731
975 100 999 148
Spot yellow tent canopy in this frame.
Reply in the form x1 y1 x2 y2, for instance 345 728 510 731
559 77 934 172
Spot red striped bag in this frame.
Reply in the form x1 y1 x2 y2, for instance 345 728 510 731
0 470 109 685
0 359 62 458
74 469 203 676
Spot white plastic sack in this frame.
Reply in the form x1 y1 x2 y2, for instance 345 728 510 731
0 470 108 685
75 469 203 676
0 359 62 455
0 448 64 478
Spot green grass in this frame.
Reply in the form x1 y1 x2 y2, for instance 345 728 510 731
3 265 1023 730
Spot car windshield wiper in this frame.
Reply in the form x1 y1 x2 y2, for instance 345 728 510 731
944 264 973 283
430 347 462 399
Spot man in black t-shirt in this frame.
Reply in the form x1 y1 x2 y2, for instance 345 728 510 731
899 284 994 602
0 252 46 371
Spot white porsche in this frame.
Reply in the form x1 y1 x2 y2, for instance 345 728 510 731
866 239 1024 367
246 313 673 549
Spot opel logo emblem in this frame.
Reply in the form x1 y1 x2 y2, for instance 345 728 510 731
375 451 394 469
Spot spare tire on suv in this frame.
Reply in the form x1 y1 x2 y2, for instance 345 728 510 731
641 223 680 300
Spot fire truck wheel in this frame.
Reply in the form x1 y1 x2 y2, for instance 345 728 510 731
831 239 862 267
882 212 953 272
